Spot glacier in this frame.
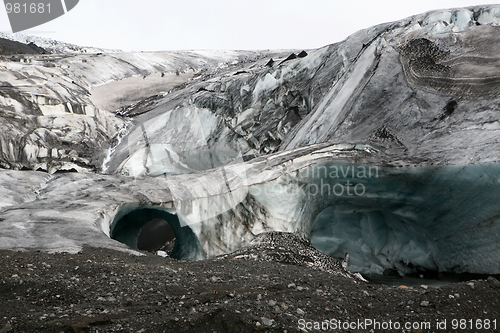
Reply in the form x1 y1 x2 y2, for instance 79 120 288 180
0 5 500 277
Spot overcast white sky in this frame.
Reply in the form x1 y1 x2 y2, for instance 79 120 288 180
0 0 496 51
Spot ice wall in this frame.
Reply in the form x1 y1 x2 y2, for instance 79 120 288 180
121 145 500 275
305 163 500 274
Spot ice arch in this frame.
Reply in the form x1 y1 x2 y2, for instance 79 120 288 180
109 205 204 260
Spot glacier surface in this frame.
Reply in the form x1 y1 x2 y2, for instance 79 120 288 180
0 5 500 276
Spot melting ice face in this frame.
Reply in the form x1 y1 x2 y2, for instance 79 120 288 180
307 163 500 275
105 153 500 276
311 206 436 275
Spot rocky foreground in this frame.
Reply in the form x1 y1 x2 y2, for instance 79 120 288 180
1 245 500 333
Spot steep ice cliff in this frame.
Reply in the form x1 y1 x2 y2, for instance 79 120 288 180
0 5 500 276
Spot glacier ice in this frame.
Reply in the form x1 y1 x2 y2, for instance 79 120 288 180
308 163 500 274
0 5 500 278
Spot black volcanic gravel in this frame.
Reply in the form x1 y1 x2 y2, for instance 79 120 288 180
1 247 500 333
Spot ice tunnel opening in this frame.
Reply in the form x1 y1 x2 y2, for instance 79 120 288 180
137 218 176 253
310 205 438 276
109 205 204 260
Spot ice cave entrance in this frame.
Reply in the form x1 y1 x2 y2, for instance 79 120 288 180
309 205 437 276
109 206 203 260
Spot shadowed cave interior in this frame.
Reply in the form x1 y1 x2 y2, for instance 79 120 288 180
137 218 176 252
109 206 203 260
309 205 436 277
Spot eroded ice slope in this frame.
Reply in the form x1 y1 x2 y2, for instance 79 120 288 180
108 5 500 180
0 45 284 173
